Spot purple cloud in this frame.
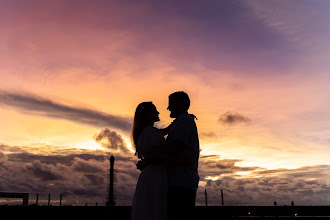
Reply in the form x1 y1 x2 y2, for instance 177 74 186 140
0 90 132 132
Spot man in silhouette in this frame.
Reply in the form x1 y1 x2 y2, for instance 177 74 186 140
165 91 200 220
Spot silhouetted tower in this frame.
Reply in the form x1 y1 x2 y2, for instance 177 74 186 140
106 155 116 206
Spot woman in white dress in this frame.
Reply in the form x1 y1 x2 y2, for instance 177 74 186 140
131 102 171 220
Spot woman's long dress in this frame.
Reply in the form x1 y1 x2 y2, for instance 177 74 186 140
131 126 167 220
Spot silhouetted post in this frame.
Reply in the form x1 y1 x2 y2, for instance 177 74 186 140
106 155 116 206
109 156 115 204
36 194 39 206
291 201 294 206
204 189 208 206
60 194 62 206
221 190 224 206
274 201 277 206
48 194 51 206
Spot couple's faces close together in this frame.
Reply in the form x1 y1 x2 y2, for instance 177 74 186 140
150 97 179 124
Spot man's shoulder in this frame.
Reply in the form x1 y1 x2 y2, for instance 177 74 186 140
180 114 196 126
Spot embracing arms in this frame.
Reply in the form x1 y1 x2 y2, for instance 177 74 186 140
136 115 197 170
158 114 197 136
136 141 193 170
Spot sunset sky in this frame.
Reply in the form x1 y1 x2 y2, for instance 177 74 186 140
0 0 329 206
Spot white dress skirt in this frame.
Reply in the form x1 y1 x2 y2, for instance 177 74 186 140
131 126 167 220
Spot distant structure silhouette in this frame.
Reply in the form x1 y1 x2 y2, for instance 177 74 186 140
0 192 29 205
106 155 116 206
35 194 39 206
60 194 62 206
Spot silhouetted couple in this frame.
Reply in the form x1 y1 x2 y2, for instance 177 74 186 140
131 91 200 220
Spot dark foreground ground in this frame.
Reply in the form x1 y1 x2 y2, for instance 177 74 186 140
0 206 329 219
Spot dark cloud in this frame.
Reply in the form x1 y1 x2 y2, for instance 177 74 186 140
218 111 251 125
27 161 64 181
199 157 263 179
0 144 139 205
94 128 131 154
0 142 329 206
0 90 132 132
84 174 106 185
137 0 295 74
72 157 105 173
7 152 107 166
201 161 330 206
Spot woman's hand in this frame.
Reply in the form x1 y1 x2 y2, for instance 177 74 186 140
159 119 177 136
136 159 147 171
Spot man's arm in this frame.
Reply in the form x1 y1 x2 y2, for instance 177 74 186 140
136 152 193 171
158 114 195 136
137 116 196 171
136 141 192 171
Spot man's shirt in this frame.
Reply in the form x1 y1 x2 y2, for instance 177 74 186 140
165 112 200 190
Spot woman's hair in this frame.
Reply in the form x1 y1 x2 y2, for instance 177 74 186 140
131 101 156 149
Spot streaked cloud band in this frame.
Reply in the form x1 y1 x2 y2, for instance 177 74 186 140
0 90 132 132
